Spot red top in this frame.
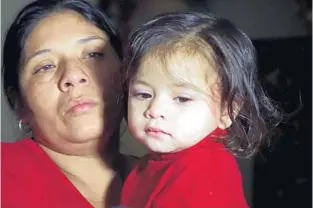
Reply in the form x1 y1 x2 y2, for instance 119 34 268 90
121 128 249 208
1 138 93 208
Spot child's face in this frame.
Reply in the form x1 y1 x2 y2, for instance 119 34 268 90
127 53 225 153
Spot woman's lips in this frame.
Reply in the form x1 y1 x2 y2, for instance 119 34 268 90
67 99 98 115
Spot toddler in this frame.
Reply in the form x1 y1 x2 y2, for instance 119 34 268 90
121 12 281 208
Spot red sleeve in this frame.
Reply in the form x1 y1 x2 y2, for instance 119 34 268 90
152 151 249 208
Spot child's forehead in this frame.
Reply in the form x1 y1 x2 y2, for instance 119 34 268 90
134 49 219 93
139 47 216 77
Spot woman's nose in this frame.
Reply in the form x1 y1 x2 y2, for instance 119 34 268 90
59 62 89 92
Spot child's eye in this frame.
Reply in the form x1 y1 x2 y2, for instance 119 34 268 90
84 52 105 60
34 64 55 74
174 96 192 103
134 92 152 100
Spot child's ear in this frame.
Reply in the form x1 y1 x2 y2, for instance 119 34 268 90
218 112 232 129
217 102 241 129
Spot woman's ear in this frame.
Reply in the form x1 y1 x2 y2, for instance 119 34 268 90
15 100 29 124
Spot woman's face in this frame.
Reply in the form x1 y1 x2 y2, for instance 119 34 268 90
19 11 122 155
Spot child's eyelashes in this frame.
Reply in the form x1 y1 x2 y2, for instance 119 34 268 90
133 92 152 100
174 96 193 104
130 90 193 104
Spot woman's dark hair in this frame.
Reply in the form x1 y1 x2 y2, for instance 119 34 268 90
124 12 283 158
2 0 125 170
2 0 122 111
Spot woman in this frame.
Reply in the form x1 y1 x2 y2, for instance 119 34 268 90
1 0 134 207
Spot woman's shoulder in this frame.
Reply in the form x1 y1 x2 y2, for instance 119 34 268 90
1 138 94 208
2 138 37 157
2 138 46 202
1 137 56 177
2 138 47 172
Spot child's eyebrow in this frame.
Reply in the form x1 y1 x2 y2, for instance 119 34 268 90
172 81 198 90
130 79 151 86
172 82 208 95
172 82 190 88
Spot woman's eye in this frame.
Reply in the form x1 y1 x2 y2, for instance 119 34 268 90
85 52 104 59
34 64 55 74
175 96 192 103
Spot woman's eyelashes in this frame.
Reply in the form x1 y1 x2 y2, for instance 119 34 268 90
32 50 105 74
34 64 55 74
84 51 105 60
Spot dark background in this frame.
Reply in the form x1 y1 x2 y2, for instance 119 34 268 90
253 36 311 208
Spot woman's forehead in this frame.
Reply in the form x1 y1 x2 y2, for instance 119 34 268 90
23 11 108 57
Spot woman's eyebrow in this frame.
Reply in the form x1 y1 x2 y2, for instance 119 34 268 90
26 49 52 63
25 36 107 63
76 35 106 44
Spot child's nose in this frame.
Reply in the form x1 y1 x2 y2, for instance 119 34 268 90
144 98 166 119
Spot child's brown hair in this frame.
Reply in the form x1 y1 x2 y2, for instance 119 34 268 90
123 12 283 158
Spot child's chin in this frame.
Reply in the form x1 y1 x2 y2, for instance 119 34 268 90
147 144 176 153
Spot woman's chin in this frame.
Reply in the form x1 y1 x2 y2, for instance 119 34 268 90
68 124 106 143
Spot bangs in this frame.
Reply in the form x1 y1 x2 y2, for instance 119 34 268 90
138 36 220 96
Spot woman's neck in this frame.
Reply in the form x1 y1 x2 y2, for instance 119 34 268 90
39 144 122 207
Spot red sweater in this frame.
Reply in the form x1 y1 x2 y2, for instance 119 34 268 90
121 128 249 208
1 138 94 208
